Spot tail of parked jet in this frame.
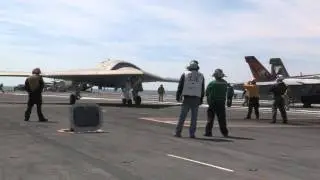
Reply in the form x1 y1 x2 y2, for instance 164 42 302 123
246 56 320 83
269 58 290 78
245 56 273 81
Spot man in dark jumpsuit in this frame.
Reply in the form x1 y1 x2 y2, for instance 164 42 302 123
158 84 165 102
269 75 288 124
0 83 4 93
204 68 229 137
24 68 48 122
226 83 234 107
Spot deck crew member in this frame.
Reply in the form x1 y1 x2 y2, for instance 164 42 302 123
158 84 165 102
24 68 48 122
175 60 205 138
204 69 229 137
243 79 260 120
269 75 288 124
226 83 234 107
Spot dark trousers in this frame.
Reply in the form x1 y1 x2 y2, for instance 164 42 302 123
158 94 164 102
246 97 260 119
227 97 233 107
272 97 288 123
24 94 45 121
205 101 229 136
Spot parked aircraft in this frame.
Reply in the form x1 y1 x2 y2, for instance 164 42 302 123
232 56 320 107
0 59 179 105
245 56 320 81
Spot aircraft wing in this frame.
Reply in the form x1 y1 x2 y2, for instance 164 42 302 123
230 82 246 91
231 78 320 89
0 71 31 77
140 71 180 83
257 78 320 86
0 68 144 79
0 67 179 86
290 74 320 79
42 68 179 82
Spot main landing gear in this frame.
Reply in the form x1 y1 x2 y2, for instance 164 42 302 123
122 96 142 106
134 95 142 105
121 88 142 106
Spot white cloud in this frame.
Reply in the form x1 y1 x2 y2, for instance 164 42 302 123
0 0 320 91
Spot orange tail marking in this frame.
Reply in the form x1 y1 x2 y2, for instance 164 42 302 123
245 56 272 81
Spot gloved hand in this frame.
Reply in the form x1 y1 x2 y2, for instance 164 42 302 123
206 98 211 106
176 95 181 102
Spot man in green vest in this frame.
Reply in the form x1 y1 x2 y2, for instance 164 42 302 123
204 68 229 137
24 68 48 122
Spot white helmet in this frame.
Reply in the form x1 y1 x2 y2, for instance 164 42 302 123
276 74 284 82
186 60 199 71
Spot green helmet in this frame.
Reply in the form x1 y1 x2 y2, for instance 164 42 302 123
32 68 41 75
213 68 225 79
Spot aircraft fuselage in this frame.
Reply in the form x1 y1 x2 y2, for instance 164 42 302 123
254 84 320 107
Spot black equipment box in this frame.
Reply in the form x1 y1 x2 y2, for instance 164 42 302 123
70 103 103 132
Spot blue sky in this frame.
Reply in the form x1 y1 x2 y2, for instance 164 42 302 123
0 0 320 90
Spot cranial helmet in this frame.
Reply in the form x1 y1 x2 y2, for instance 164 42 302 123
251 78 257 84
32 68 41 75
186 60 199 71
213 68 225 79
276 74 284 82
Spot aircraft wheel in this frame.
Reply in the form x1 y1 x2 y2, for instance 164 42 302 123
70 94 76 105
122 98 127 104
134 96 141 105
127 99 133 106
303 103 311 108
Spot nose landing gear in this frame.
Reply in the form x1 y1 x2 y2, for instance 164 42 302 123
121 88 141 106
122 98 133 105
134 95 141 105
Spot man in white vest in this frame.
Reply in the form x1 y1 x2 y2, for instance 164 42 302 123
174 60 205 138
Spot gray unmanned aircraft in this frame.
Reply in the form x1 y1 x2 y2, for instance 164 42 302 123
0 59 179 105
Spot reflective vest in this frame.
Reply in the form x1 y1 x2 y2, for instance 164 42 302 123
181 70 204 97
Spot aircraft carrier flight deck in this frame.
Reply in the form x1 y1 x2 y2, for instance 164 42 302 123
0 91 320 180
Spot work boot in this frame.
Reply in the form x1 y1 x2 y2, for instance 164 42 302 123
204 132 212 137
190 134 196 138
39 118 48 122
24 118 29 121
174 133 181 138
